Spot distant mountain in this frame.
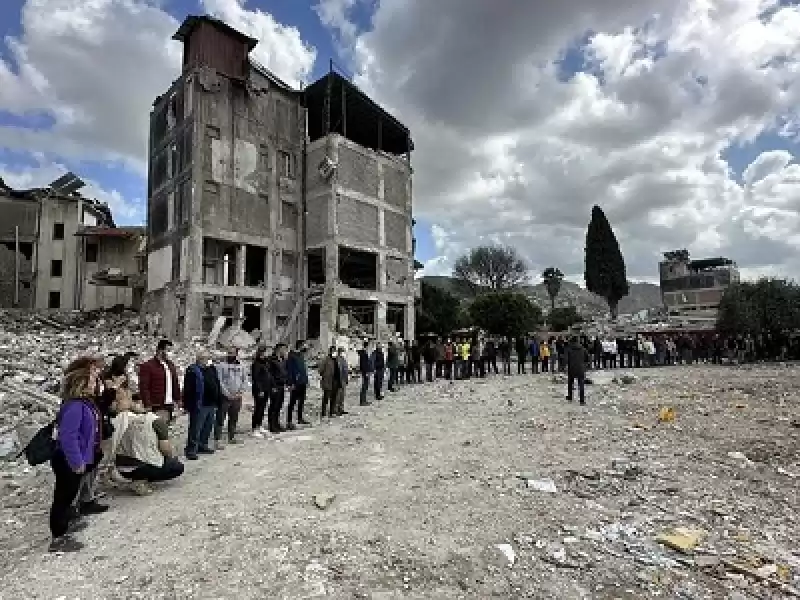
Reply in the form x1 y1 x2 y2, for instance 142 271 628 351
420 276 663 317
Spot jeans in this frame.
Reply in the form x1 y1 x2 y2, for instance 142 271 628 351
50 451 83 539
360 374 371 403
425 362 434 382
567 373 586 403
252 391 268 430
215 397 241 442
388 368 398 390
288 384 307 423
374 369 384 398
122 457 184 483
187 405 216 455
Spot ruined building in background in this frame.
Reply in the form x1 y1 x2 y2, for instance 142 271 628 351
0 174 146 311
659 249 739 320
146 16 417 347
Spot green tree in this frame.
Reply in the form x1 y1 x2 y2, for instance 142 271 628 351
453 245 528 294
584 205 629 318
547 306 583 332
717 278 800 335
416 280 464 336
542 267 564 310
468 291 542 337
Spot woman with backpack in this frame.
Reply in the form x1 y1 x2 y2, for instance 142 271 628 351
48 357 104 553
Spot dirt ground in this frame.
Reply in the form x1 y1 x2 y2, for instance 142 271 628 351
1 363 798 599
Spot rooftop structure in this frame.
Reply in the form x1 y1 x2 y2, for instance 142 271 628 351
659 249 739 318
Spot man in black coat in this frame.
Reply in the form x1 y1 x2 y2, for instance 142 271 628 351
565 336 589 405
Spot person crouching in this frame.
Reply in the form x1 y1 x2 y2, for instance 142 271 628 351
109 388 184 496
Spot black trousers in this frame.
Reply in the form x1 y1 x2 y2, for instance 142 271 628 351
268 388 285 430
374 370 384 398
490 357 499 374
517 358 526 374
287 384 307 423
502 359 511 375
425 362 434 382
50 450 84 539
531 357 539 373
215 397 241 441
567 373 586 403
252 392 268 430
321 385 340 416
122 457 184 483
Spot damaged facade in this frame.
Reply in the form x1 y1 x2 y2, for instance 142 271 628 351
0 176 145 311
659 250 740 319
146 15 417 347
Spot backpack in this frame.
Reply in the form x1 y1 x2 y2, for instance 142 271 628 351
16 399 75 466
17 420 57 466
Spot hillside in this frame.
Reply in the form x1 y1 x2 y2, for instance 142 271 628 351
420 276 663 316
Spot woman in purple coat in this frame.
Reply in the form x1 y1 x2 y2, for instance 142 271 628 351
49 357 102 553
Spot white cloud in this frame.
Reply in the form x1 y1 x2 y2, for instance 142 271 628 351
333 0 800 283
0 0 316 218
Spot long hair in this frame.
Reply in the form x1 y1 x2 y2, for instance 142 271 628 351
62 357 98 401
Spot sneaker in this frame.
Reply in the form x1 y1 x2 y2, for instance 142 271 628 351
186 453 199 460
49 535 84 553
286 423 297 431
79 501 110 516
131 481 153 496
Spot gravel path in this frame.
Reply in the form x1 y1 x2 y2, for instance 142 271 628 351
1 364 798 599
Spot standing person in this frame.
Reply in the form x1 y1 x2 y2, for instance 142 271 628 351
470 340 482 378
540 339 551 372
334 347 350 417
499 338 512 375
215 346 247 447
486 339 499 375
138 340 181 423
286 341 311 429
397 342 407 386
593 336 603 369
249 346 272 438
267 344 289 432
358 341 373 406
411 342 423 383
387 342 399 392
516 337 527 374
48 358 103 553
371 342 385 400
319 346 342 419
423 341 436 382
528 337 540 374
565 336 589 405
434 338 445 379
444 339 455 380
184 349 221 458
460 338 471 378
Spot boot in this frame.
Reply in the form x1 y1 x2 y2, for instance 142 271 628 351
49 535 84 553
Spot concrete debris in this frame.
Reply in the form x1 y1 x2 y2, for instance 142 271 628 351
312 493 336 510
655 527 707 554
526 478 558 493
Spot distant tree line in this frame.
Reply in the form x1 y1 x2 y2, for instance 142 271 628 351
717 278 800 335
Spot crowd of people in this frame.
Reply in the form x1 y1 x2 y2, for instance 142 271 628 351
42 328 797 553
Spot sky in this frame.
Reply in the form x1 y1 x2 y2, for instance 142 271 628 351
1 0 799 285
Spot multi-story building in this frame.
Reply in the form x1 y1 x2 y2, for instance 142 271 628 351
145 15 416 347
659 249 739 318
0 175 145 311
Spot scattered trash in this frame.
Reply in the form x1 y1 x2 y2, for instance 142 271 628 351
655 527 707 554
658 406 676 423
312 493 336 510
526 478 558 493
494 543 516 566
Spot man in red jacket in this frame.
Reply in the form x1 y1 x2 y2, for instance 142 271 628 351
138 340 181 422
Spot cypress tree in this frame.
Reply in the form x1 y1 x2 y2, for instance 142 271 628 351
584 205 629 318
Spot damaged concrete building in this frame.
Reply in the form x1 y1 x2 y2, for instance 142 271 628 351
146 15 417 347
0 174 146 311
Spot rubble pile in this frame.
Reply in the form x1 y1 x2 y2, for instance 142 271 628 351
0 310 200 456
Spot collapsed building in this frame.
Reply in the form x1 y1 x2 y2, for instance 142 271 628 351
659 249 739 321
145 15 418 348
0 174 146 311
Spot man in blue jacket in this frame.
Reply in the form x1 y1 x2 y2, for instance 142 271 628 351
528 338 540 374
358 340 373 406
286 340 311 429
183 348 220 460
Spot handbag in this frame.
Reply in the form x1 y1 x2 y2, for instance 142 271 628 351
17 421 57 466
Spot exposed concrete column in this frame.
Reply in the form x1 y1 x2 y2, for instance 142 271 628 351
237 244 246 286
320 242 339 350
376 300 387 342
377 251 387 293
405 299 415 342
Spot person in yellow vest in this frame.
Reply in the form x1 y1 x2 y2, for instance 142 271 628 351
460 339 471 378
540 340 551 373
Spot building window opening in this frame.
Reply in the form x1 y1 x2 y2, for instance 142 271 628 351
50 259 63 278
307 249 326 286
387 303 406 337
245 245 267 287
86 243 98 263
53 223 65 240
307 303 321 340
279 151 295 178
242 300 262 333
338 246 377 290
338 299 376 336
203 238 239 286
48 291 61 309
